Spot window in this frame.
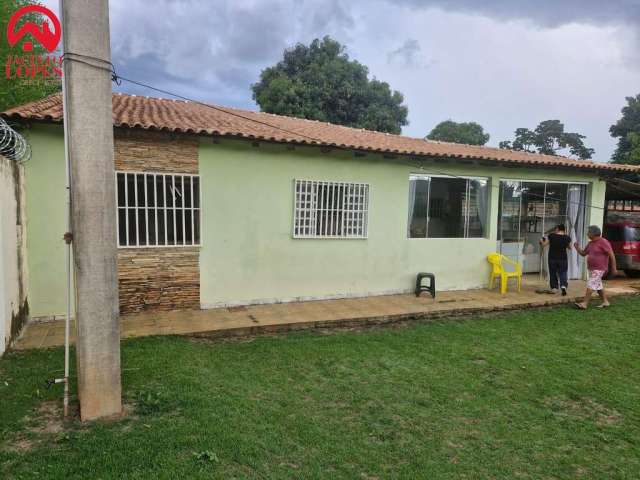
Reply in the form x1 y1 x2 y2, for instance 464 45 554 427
293 180 369 238
116 172 200 247
407 175 489 239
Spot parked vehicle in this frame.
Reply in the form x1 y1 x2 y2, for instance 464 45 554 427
603 221 640 278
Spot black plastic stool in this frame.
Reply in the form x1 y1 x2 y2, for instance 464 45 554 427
415 273 436 299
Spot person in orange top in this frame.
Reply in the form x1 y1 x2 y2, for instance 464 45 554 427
574 225 618 309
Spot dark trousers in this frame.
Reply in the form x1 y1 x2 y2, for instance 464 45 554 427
548 259 568 290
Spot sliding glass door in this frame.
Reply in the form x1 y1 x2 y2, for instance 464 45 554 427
498 180 587 279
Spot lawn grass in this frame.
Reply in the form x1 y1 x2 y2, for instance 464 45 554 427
2 297 640 479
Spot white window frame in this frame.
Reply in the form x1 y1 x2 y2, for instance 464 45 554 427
293 179 370 239
115 171 201 248
407 173 490 240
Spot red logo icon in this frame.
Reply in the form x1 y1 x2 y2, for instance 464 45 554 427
7 5 61 53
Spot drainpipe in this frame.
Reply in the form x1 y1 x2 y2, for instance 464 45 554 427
60 0 73 417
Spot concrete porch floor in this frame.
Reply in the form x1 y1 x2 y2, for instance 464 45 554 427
13 277 640 350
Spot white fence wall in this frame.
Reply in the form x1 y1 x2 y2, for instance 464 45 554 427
0 155 27 355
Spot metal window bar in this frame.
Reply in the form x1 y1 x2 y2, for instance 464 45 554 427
163 175 168 245
144 173 149 246
293 180 369 239
115 172 201 248
152 173 158 246
190 176 195 246
181 176 186 245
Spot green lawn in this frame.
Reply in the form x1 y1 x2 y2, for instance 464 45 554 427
2 297 640 479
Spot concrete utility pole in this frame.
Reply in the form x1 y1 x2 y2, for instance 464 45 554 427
60 0 122 421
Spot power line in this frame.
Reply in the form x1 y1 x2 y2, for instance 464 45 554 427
57 53 640 213
61 52 324 143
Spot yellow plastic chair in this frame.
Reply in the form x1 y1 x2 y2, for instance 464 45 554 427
487 253 522 294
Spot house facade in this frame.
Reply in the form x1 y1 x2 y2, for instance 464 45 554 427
3 93 639 322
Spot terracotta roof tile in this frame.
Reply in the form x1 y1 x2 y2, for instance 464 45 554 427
3 93 639 173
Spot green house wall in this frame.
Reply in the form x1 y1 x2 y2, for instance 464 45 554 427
22 125 69 318
22 125 607 317
198 138 606 308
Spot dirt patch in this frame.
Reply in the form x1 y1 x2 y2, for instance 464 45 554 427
30 401 66 435
2 400 137 453
544 396 622 426
2 401 69 453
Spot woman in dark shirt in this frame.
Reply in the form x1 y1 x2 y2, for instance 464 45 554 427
540 224 572 295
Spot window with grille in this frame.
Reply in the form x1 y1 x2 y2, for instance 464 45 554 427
116 172 200 247
293 180 369 238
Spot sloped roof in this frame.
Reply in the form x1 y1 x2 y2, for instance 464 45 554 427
3 93 639 173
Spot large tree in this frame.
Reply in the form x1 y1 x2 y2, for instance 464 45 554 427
252 37 408 134
426 120 489 145
499 120 594 160
610 94 640 165
0 0 61 112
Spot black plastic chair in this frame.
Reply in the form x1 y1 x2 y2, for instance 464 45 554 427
415 273 436 299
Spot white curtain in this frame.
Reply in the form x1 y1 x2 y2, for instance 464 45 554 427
475 179 488 237
567 185 582 279
575 186 586 278
407 178 417 237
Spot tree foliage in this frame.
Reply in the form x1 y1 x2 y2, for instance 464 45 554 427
610 94 640 165
499 120 594 160
426 120 489 145
252 37 409 134
0 0 61 112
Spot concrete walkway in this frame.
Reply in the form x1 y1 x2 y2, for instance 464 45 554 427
13 277 640 350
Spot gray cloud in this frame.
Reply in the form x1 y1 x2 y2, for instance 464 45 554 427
386 0 640 28
102 0 357 108
387 39 422 67
38 0 640 161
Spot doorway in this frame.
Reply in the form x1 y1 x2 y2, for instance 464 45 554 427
498 180 587 279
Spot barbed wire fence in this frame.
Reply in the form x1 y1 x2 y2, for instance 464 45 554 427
0 117 31 163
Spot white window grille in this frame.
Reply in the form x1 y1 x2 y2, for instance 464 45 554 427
293 180 369 238
116 171 200 247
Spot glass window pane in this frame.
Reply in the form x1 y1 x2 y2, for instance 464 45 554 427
166 210 175 245
138 208 147 246
127 208 136 246
184 177 192 208
127 173 135 207
543 183 568 234
165 178 174 208
185 210 193 245
174 177 183 208
520 182 546 272
498 181 523 266
136 174 145 207
156 176 165 207
117 173 125 207
408 176 430 238
176 210 184 245
146 175 155 207
118 208 127 246
194 210 200 244
467 179 488 238
148 209 156 246
193 177 200 208
427 177 466 238
157 210 166 246
499 181 522 243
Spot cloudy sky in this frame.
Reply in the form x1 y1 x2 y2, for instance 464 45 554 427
43 0 640 161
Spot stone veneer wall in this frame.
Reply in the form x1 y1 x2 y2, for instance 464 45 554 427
115 129 200 314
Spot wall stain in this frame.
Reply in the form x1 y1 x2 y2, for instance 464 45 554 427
3 156 28 350
10 298 28 341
